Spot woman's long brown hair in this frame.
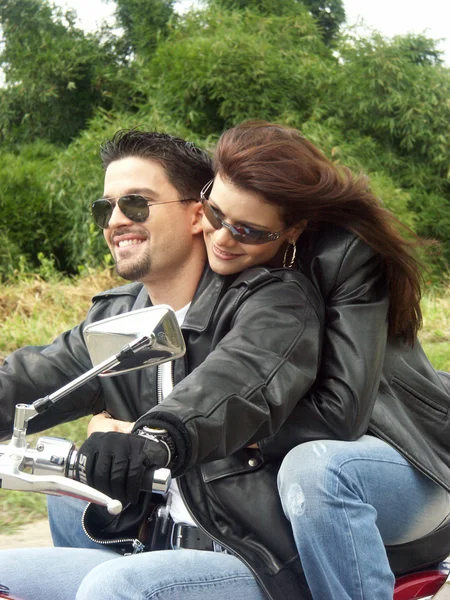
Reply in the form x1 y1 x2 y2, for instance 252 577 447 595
214 120 425 346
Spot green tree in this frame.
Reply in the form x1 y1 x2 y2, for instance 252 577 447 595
111 0 175 58
139 7 335 135
0 0 120 145
208 0 345 44
332 33 450 171
0 141 66 277
325 32 450 265
1 0 450 281
301 0 345 45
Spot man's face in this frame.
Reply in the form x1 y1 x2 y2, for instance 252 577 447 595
102 157 203 284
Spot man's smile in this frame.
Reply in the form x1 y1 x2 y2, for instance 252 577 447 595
117 238 145 248
111 231 147 249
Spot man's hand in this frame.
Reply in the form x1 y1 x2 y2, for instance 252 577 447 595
74 431 169 504
87 412 134 437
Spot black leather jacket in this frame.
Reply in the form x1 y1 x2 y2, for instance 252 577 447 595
1 226 450 600
0 264 323 598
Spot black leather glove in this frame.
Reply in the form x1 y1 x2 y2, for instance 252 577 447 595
74 431 169 505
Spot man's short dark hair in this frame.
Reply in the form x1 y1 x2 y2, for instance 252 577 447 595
100 129 213 200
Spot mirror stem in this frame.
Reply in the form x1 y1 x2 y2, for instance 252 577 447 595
35 335 154 414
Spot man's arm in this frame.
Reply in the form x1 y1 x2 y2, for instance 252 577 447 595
0 321 103 439
0 282 145 438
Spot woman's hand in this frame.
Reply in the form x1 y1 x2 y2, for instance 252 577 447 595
87 412 135 437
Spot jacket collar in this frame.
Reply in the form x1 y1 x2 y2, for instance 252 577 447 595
183 265 293 333
183 266 234 333
131 266 233 335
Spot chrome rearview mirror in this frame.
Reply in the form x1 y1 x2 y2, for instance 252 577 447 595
84 305 185 376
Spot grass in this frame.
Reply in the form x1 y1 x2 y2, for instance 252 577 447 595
0 268 123 361
419 288 450 371
0 271 449 533
0 268 123 533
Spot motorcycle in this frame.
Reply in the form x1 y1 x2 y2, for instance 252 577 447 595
0 306 449 600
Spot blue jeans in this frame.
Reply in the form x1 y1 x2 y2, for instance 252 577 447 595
0 547 266 600
278 435 450 600
0 496 267 599
0 548 265 600
47 494 107 549
11 436 448 599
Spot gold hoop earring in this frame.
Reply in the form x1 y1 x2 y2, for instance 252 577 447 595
283 242 297 269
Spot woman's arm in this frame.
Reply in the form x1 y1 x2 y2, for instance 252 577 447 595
134 270 325 472
259 230 389 460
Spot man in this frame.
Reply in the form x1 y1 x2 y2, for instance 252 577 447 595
0 130 323 600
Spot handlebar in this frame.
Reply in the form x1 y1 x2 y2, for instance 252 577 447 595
0 312 181 519
0 436 171 515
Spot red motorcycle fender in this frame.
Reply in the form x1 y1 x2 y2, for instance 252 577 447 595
394 570 448 600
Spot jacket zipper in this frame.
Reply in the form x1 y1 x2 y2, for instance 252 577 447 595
157 362 172 404
81 503 145 554
157 365 163 404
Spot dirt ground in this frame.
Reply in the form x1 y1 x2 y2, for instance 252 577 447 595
0 519 53 549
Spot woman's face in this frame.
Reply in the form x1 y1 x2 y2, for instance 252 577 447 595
202 174 299 276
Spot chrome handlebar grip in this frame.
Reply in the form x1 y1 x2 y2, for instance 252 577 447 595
0 436 171 515
0 439 122 515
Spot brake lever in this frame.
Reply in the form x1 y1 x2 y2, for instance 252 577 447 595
0 442 123 515
0 437 172 515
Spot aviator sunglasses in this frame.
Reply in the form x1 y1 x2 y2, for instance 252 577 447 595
91 194 197 229
200 179 290 245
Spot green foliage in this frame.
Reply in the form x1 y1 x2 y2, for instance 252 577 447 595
0 0 450 281
209 0 303 14
0 141 69 278
142 7 335 134
301 0 345 45
0 0 122 145
0 231 26 281
112 0 175 57
332 32 450 171
208 0 345 44
323 31 450 266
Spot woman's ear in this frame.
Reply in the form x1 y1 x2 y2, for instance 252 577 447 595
290 220 308 243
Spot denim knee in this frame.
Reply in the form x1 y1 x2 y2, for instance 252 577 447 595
77 558 128 599
278 441 333 520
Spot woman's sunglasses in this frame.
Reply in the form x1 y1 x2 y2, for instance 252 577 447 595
200 180 290 245
91 194 196 229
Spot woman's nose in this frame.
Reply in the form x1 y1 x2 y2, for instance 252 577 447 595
212 224 236 247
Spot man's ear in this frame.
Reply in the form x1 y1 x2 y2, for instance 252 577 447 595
190 201 204 235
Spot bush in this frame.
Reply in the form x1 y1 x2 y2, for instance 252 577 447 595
139 7 336 135
0 141 68 278
332 32 450 171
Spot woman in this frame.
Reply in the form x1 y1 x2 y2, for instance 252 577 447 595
199 120 450 599
39 121 450 600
